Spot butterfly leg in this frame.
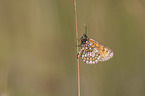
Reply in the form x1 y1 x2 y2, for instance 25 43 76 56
75 44 81 47
77 48 83 58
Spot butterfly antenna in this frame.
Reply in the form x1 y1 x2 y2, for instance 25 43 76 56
83 24 87 35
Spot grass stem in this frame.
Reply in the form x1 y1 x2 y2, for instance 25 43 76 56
74 0 80 96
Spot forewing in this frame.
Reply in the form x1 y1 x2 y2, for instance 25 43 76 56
88 38 113 62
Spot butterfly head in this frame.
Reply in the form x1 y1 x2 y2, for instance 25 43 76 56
80 34 88 45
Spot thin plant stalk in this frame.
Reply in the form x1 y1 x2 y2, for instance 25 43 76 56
74 0 80 96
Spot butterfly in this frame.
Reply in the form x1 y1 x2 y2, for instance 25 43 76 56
77 34 113 64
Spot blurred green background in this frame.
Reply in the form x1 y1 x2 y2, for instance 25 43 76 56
0 0 145 96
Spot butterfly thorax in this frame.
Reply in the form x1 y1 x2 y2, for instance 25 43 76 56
81 34 88 46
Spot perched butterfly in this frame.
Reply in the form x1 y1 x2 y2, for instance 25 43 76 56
77 34 113 64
